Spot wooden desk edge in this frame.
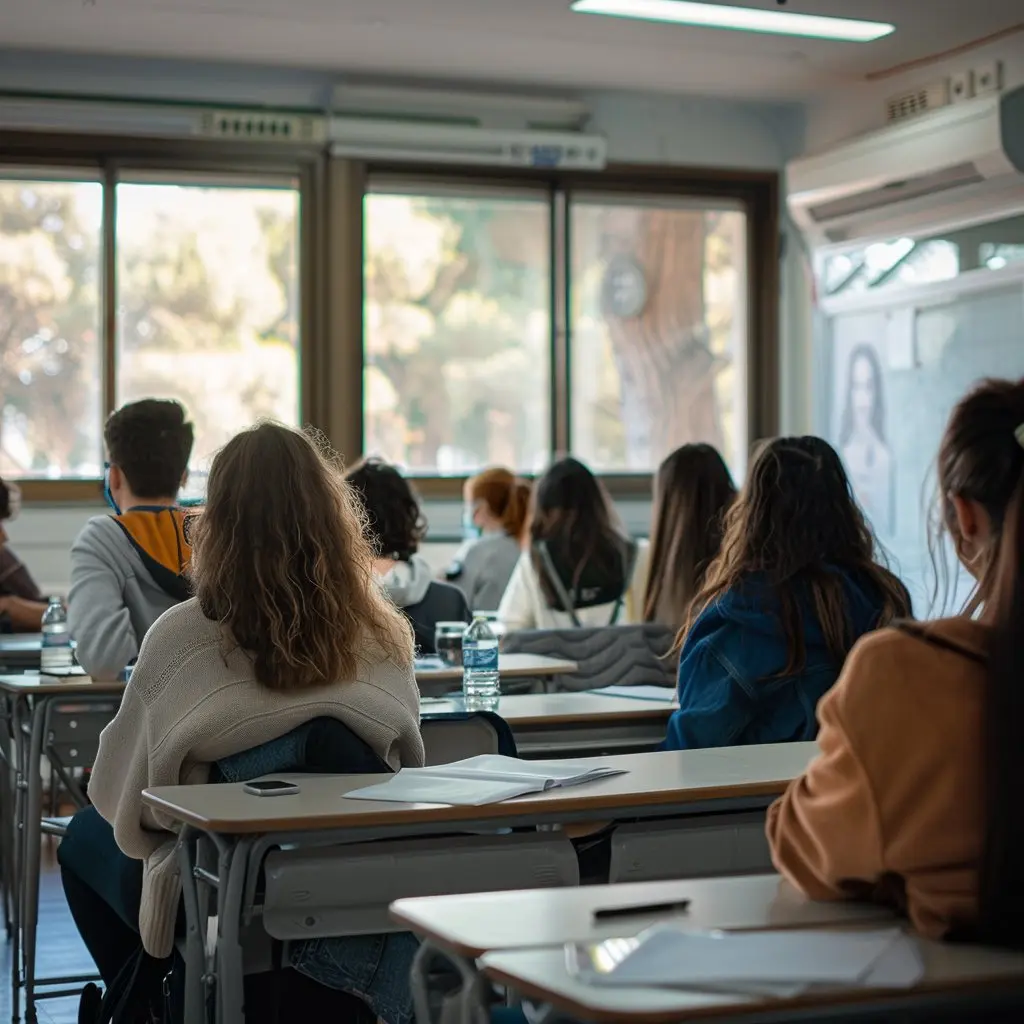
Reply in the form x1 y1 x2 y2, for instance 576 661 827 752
141 775 792 835
480 956 1024 1024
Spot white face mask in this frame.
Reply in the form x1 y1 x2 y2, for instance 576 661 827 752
6 484 21 522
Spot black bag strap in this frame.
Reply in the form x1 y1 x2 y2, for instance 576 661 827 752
893 620 986 666
536 540 582 627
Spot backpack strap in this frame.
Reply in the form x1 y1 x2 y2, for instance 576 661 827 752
607 540 639 626
892 620 986 666
535 541 582 628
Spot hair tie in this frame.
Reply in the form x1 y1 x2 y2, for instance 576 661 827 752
1016 423 1024 450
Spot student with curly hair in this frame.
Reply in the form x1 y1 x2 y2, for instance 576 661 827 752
68 399 195 679
346 458 470 653
60 423 422 1022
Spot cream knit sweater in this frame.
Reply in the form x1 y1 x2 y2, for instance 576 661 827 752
88 598 424 958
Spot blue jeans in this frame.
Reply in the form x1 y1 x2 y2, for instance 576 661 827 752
290 932 419 1024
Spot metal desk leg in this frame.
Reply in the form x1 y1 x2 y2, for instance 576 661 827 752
178 828 211 1024
214 835 251 1024
20 695 47 1023
10 695 30 1024
411 940 490 1024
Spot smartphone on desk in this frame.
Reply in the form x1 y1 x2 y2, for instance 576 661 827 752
242 779 301 797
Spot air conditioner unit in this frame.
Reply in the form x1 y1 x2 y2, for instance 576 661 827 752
788 86 1024 247
329 117 607 170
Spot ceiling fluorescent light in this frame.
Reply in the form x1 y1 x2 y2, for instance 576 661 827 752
571 1 894 42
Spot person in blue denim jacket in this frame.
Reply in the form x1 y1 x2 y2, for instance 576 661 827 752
665 436 913 750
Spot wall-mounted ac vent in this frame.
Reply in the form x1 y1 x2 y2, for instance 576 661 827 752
198 110 326 144
885 81 950 124
329 118 607 170
790 87 1024 247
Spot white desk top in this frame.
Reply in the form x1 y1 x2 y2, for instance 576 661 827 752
143 743 815 835
414 653 577 682
482 935 1024 1023
0 674 124 696
390 874 893 958
420 691 675 725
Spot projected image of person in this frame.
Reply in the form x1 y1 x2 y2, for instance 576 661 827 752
840 343 894 536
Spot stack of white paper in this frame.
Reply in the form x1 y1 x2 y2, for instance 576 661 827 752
590 684 677 702
345 754 627 806
579 927 924 997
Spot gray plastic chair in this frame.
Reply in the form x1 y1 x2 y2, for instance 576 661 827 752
502 623 678 693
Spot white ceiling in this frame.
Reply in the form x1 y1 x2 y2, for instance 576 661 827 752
2 0 1022 101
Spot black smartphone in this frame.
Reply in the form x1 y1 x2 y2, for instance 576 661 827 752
242 779 301 797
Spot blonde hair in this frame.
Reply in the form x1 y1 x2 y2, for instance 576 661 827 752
190 423 413 690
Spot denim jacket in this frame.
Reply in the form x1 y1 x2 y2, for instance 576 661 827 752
665 569 896 751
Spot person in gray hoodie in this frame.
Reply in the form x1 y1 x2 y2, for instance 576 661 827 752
346 459 470 654
68 399 194 680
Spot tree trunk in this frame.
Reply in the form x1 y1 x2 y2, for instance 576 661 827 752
602 208 726 469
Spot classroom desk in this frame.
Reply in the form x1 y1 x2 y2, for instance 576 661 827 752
391 874 895 1022
0 634 42 673
481 936 1024 1023
414 653 578 697
143 743 815 1024
421 692 674 757
0 675 125 1021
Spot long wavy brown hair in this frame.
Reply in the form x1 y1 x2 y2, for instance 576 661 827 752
189 423 413 690
643 444 736 627
674 436 912 671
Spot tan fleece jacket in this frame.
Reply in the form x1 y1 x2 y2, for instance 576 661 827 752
88 598 424 958
767 617 988 938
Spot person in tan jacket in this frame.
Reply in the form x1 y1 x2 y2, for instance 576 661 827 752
768 377 1024 944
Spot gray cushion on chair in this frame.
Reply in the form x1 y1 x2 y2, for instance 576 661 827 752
502 623 678 692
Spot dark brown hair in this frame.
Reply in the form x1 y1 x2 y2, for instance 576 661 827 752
528 457 629 608
935 378 1024 611
190 424 412 691
675 436 911 669
345 458 426 561
468 467 530 540
105 399 194 499
644 444 737 627
935 379 1024 947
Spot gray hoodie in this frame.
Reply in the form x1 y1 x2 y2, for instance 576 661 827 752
68 515 186 680
378 554 470 655
378 553 434 608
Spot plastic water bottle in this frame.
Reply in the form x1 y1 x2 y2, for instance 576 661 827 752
41 596 74 674
462 614 500 711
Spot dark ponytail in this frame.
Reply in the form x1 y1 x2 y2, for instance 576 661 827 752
979 478 1024 948
937 379 1024 947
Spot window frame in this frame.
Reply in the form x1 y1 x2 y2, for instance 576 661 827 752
2 131 778 503
352 161 779 497
0 131 326 502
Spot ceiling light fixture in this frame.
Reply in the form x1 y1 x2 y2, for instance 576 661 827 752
571 1 895 42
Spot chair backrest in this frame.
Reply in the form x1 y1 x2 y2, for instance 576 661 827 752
420 711 517 765
502 623 677 692
211 717 392 784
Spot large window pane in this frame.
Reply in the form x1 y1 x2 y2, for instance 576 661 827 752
570 197 748 473
0 177 103 478
116 181 301 468
364 188 551 474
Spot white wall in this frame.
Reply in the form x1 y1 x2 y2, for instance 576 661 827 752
804 37 1024 152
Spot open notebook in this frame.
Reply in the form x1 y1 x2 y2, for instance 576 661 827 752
573 926 924 997
345 754 627 806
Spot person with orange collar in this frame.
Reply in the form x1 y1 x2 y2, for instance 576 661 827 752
68 400 194 680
